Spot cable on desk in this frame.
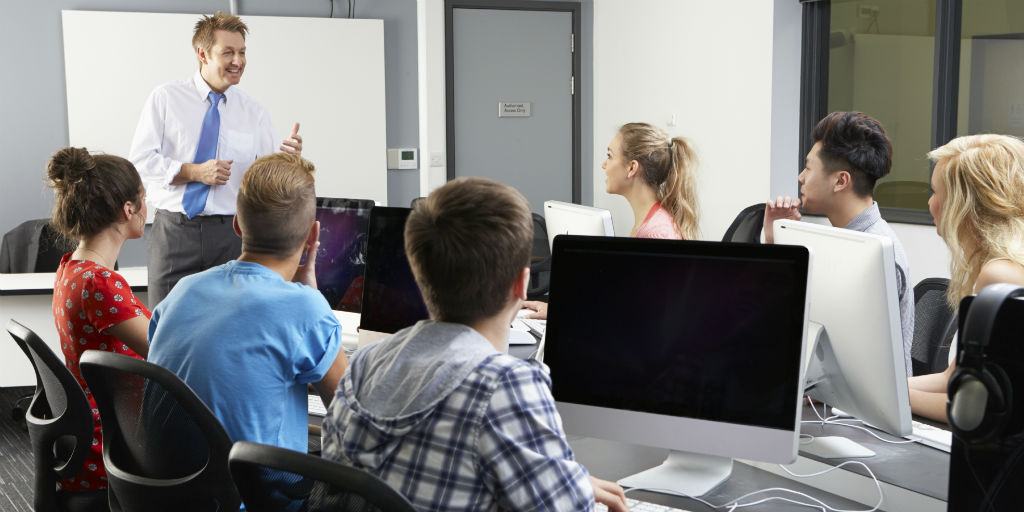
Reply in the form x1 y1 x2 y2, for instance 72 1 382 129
624 465 884 512
803 397 916 445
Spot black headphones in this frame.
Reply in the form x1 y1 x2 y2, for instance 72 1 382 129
947 283 1022 444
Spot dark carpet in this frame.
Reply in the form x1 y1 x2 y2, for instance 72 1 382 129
0 386 34 512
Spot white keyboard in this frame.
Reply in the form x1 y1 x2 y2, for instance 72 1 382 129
308 394 327 417
907 420 952 452
595 498 692 512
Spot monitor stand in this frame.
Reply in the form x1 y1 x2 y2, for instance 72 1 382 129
618 451 733 497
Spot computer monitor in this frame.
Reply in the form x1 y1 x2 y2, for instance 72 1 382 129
773 220 912 445
543 200 614 250
313 197 374 313
358 207 430 339
545 235 810 496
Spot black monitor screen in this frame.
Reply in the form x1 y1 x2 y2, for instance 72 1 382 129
313 198 374 312
545 236 808 431
359 207 430 333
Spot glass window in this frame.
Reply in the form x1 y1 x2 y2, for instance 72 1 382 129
827 0 937 212
958 1 1024 138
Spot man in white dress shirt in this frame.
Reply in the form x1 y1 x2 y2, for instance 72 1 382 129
129 11 302 307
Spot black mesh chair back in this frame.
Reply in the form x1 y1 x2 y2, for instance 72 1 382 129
79 351 239 512
528 212 552 299
7 319 108 512
721 203 766 243
911 277 957 376
228 441 416 512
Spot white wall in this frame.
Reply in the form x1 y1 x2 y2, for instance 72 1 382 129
592 0 780 240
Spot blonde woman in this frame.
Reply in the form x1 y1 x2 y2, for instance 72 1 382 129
603 122 699 239
522 123 700 318
908 134 1024 422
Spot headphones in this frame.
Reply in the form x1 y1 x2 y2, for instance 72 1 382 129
947 283 1022 444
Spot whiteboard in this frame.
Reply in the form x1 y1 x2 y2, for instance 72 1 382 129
61 10 388 217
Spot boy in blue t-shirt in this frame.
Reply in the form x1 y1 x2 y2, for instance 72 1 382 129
148 153 348 453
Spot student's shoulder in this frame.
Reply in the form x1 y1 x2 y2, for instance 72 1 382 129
976 258 1024 291
477 353 550 387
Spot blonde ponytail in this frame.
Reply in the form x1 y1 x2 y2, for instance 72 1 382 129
618 123 700 239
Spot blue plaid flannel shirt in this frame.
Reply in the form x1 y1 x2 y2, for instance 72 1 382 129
321 352 595 511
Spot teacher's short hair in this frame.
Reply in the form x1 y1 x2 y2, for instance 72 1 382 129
192 11 249 57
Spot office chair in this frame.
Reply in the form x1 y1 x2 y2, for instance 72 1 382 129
7 320 109 512
911 277 957 376
528 212 551 299
78 351 240 512
721 203 766 243
229 441 416 512
0 218 68 273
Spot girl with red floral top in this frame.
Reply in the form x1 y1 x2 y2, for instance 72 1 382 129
46 147 151 493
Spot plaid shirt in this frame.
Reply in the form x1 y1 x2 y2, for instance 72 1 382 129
322 352 595 511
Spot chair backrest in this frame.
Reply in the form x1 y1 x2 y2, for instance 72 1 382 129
721 203 766 243
911 277 957 376
228 441 416 512
36 221 68 273
528 212 551 299
7 319 95 512
79 351 239 512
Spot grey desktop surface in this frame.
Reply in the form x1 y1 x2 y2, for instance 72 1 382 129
799 403 949 501
569 436 866 512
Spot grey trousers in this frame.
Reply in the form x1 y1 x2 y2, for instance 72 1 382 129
147 209 242 308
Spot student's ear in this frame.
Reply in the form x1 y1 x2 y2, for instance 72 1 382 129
306 220 320 248
121 202 134 222
512 267 530 302
232 215 243 238
833 170 852 193
627 161 641 180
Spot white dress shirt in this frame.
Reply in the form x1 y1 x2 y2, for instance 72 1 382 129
129 71 278 215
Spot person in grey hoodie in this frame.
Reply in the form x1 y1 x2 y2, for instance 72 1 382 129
321 177 628 511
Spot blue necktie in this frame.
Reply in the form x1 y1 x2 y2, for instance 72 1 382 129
182 92 224 219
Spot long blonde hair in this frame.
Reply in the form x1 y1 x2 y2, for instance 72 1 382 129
928 134 1024 306
618 123 699 239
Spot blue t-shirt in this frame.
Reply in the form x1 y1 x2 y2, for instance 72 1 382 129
148 260 342 453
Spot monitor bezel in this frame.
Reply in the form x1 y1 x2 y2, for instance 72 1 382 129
545 235 811 464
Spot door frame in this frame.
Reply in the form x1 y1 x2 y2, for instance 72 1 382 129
445 0 583 203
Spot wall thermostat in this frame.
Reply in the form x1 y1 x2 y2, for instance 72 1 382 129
387 148 418 170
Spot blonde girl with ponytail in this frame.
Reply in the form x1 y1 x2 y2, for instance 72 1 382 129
603 122 699 239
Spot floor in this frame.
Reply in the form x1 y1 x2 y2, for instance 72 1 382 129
0 386 34 512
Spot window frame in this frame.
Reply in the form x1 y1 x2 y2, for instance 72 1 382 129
799 0 964 225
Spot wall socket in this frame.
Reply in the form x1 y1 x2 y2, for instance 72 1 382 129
858 4 879 18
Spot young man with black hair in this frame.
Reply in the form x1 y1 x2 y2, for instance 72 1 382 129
764 111 914 377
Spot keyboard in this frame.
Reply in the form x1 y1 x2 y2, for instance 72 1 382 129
907 420 952 452
308 394 327 417
595 498 692 512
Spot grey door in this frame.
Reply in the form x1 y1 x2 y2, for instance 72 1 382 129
448 7 576 214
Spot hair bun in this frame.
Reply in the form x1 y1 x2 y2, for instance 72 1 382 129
47 147 96 188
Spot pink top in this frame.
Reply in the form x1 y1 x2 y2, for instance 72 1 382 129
635 202 683 240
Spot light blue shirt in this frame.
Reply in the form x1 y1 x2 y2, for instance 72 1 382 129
845 202 914 377
149 260 342 452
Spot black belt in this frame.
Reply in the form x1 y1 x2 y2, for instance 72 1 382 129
156 209 233 224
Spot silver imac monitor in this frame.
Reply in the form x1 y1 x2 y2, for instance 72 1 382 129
545 235 811 496
543 200 614 250
773 220 912 446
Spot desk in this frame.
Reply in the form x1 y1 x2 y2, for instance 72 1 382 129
571 436 868 512
0 267 147 387
743 403 948 511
